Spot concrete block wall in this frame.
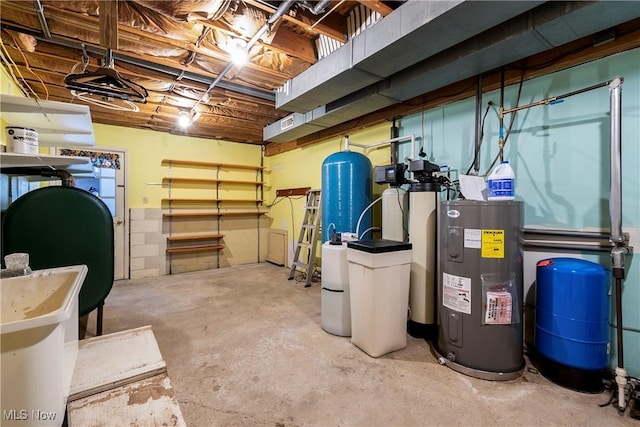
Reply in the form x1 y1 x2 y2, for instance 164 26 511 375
130 208 167 278
129 208 271 277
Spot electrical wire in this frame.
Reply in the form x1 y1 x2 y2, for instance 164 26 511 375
465 102 492 175
482 65 526 177
0 34 40 99
0 49 22 93
5 30 49 100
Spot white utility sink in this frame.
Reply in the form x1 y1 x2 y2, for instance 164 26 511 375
1 265 87 427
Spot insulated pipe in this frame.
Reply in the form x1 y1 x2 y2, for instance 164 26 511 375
609 77 624 243
608 76 630 414
522 228 612 239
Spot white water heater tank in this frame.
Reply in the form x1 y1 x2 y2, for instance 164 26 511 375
382 187 408 242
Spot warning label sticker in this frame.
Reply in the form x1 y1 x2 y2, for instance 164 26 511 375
443 272 471 314
464 228 481 249
484 291 513 324
481 229 504 258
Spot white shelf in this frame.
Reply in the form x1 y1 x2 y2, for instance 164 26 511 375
0 94 95 146
0 152 91 169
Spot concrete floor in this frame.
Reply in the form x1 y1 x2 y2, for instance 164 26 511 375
85 263 636 426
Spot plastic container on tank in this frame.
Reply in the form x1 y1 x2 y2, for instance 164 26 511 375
487 161 515 201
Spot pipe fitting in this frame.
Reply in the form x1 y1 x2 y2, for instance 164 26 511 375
615 367 628 412
610 246 630 271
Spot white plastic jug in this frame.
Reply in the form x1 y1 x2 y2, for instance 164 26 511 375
487 161 515 201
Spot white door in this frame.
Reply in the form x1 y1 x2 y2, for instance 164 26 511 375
58 148 129 280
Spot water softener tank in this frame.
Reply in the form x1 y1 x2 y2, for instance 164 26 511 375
382 187 408 241
436 200 524 380
535 258 609 392
321 151 372 242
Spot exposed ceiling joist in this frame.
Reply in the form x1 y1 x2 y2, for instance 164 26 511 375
99 0 119 49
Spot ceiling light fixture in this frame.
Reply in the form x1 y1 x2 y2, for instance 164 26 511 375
178 111 192 128
229 38 248 67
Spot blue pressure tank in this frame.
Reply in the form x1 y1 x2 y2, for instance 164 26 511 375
535 257 609 392
321 151 372 243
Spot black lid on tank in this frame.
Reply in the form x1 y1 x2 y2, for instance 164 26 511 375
347 239 412 253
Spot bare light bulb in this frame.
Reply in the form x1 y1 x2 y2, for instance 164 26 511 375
178 111 191 127
230 39 248 67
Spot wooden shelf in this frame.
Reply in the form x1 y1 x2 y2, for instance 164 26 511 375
163 211 222 217
220 211 269 216
162 177 264 185
166 244 224 254
162 198 264 204
161 157 266 271
161 159 264 170
163 210 268 218
167 233 224 242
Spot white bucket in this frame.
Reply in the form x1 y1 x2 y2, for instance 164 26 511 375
6 127 38 155
487 161 515 201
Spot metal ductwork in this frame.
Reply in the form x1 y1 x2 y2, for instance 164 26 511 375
264 1 640 143
275 0 544 113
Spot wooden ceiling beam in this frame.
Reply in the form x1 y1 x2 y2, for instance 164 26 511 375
243 0 346 42
269 27 317 64
355 1 394 16
99 0 119 49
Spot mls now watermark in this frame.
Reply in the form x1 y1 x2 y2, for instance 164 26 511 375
3 409 57 421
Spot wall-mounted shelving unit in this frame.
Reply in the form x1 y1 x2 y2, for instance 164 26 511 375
0 94 95 147
161 158 268 272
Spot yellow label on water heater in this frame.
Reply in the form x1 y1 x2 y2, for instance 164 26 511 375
481 229 505 258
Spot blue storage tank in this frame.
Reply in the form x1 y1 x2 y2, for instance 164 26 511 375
321 151 372 243
535 257 610 392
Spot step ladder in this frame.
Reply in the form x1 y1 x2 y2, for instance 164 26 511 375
289 189 321 287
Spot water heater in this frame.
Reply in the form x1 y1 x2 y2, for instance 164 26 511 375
436 200 524 380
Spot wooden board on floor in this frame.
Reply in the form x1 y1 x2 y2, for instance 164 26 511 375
67 373 186 427
69 325 167 401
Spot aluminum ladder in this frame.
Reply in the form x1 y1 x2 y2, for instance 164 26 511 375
288 189 321 287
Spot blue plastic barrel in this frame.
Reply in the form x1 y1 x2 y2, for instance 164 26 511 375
321 151 372 243
535 258 609 370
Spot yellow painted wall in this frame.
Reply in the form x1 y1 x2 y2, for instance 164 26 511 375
264 123 393 248
1 64 28 147
92 123 263 209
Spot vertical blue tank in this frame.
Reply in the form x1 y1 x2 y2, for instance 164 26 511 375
321 151 372 243
535 258 610 371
